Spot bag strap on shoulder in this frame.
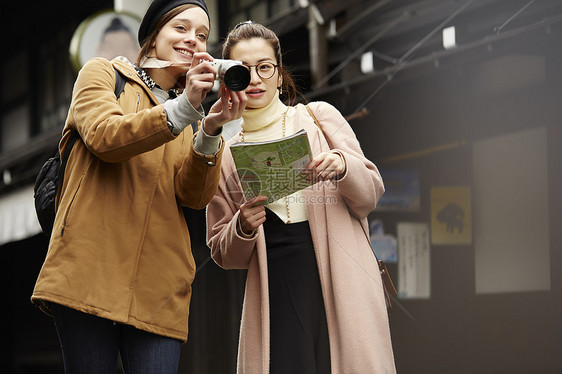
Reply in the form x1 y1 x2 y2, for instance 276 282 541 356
114 68 126 100
57 67 126 183
56 133 79 184
305 104 325 137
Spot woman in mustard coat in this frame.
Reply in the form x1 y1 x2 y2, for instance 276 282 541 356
31 1 246 372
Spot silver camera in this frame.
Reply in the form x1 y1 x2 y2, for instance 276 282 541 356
212 59 250 91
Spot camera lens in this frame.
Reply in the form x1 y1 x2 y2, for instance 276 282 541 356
223 65 250 91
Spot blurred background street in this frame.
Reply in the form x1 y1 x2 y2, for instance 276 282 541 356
1 0 561 372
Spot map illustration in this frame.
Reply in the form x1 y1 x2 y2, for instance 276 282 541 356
230 129 313 203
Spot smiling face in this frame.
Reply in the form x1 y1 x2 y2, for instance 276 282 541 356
229 38 282 109
150 6 209 76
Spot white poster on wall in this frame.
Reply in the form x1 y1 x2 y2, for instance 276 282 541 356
397 222 431 299
473 127 550 294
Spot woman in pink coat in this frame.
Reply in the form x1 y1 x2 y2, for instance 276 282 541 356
206 21 396 374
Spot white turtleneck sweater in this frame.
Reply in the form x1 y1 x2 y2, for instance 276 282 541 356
240 91 307 224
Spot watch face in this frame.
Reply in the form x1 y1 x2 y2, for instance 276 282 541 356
70 10 141 73
167 122 179 136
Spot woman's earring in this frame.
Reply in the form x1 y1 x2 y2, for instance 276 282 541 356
279 86 283 95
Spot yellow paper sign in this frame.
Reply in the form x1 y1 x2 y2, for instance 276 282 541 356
430 186 472 245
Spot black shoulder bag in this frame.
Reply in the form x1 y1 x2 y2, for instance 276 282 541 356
33 68 127 237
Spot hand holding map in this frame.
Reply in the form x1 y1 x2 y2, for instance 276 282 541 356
230 129 313 203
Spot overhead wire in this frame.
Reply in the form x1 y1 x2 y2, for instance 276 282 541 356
353 0 476 114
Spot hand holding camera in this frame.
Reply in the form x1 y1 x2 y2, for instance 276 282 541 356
183 52 217 109
188 55 248 135
211 59 250 92
201 85 246 136
184 54 250 108
165 53 247 136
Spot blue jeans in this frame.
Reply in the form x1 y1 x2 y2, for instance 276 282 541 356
51 303 181 374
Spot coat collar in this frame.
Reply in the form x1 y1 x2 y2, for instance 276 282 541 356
111 57 160 106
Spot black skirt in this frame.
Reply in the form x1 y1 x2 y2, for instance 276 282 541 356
264 208 331 374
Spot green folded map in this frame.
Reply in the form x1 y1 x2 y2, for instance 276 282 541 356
230 129 313 203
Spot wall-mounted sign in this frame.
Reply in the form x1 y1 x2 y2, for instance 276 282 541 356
69 10 141 73
430 186 472 245
375 169 421 212
369 219 397 263
397 222 430 299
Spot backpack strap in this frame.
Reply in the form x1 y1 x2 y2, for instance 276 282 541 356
56 132 79 184
114 67 127 100
56 68 126 183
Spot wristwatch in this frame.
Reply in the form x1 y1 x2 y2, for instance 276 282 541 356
167 121 181 136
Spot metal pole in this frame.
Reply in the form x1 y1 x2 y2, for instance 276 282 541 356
308 3 328 88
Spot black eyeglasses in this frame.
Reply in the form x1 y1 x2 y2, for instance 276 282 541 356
243 62 278 80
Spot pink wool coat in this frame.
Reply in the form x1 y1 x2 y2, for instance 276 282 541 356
206 101 396 373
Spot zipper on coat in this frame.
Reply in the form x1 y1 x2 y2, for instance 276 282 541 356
135 93 141 112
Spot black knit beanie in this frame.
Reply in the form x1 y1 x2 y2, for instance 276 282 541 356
138 0 209 45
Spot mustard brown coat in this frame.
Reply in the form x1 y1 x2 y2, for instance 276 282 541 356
32 57 223 342
207 102 396 373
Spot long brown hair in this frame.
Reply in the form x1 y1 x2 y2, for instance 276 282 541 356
136 4 203 65
222 22 299 105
